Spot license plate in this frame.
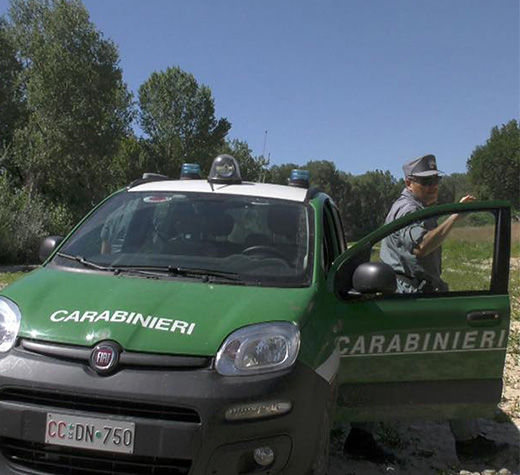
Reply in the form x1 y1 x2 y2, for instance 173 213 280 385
45 412 135 454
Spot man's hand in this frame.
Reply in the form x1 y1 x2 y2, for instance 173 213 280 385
413 195 477 258
459 194 476 204
453 194 477 221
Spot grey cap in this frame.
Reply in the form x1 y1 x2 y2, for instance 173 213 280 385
403 154 443 177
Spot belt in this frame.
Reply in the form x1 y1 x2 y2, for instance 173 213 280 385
396 273 426 290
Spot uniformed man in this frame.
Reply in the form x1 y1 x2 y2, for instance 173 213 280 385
380 153 475 293
344 154 504 462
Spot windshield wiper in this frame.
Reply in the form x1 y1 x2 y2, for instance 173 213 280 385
56 252 113 272
114 265 241 282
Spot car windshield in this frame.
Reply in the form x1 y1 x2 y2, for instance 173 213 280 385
53 191 313 287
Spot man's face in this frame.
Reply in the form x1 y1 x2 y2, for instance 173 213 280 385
406 176 440 206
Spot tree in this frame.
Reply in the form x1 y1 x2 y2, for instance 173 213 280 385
268 162 300 186
138 66 231 177
0 18 25 152
3 0 133 215
109 134 153 187
344 170 402 240
438 172 472 205
0 173 71 263
467 120 519 208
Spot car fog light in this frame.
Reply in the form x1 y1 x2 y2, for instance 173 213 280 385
253 446 275 467
224 400 292 421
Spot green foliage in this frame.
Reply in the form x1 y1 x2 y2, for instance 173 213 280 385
0 175 72 264
267 161 402 240
109 134 154 187
467 119 520 208
138 66 231 177
438 173 472 204
0 18 25 150
306 160 348 199
0 272 26 288
267 162 300 185
343 170 402 240
3 0 133 216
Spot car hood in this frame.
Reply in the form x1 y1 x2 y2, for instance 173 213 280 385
2 268 316 356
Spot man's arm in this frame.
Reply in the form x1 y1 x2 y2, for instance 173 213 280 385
413 194 475 258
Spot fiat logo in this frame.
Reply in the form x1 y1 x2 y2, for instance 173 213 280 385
90 342 120 374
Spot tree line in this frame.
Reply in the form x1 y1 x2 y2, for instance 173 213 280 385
0 0 518 263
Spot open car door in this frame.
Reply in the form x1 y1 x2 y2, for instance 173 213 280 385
327 201 511 422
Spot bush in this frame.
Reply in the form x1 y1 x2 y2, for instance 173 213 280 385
0 176 72 264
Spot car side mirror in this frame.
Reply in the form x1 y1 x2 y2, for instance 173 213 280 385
39 236 64 263
352 262 397 294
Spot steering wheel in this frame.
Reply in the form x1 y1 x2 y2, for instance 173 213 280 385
241 245 286 260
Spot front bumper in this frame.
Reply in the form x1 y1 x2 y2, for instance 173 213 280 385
0 345 330 475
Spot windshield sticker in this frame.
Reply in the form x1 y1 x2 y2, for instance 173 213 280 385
50 310 195 335
143 196 173 204
337 330 507 357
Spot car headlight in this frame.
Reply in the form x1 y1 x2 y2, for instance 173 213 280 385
215 322 300 376
0 297 21 353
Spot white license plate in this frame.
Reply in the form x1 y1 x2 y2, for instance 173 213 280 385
45 412 135 454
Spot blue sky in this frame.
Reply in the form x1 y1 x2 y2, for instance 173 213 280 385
1 0 518 178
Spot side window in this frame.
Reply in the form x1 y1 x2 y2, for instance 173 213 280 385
369 210 498 294
331 205 347 253
323 203 341 272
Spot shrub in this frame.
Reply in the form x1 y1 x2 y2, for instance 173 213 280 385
0 176 72 264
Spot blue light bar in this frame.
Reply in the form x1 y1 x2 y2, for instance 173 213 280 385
289 169 310 188
180 163 202 180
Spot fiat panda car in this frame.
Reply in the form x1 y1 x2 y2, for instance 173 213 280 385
0 155 512 475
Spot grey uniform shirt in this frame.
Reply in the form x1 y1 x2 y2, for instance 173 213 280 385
380 188 447 293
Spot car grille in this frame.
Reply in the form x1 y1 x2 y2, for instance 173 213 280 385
1 437 191 475
19 339 212 370
0 388 201 423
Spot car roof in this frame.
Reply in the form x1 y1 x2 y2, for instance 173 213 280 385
128 180 309 202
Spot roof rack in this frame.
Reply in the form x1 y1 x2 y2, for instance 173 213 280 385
127 173 169 190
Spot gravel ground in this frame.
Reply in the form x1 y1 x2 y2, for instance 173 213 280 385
329 418 519 475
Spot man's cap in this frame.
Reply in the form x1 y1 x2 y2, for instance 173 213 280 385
403 154 444 178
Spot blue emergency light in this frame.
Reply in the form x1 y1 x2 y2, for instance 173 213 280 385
180 163 202 180
288 169 310 188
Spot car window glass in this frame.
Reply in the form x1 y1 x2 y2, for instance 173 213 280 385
369 210 496 294
331 204 347 253
322 206 337 273
56 192 313 287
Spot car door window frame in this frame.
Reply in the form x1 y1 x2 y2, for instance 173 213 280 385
327 201 511 300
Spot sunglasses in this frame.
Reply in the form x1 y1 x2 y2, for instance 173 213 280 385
410 175 442 187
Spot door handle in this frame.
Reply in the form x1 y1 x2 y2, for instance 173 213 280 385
466 311 501 324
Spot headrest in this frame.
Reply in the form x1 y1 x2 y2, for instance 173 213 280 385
268 207 298 239
205 213 234 237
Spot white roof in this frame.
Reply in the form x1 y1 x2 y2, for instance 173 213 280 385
129 180 308 202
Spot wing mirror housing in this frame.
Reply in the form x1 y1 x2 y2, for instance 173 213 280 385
39 236 64 263
352 262 397 294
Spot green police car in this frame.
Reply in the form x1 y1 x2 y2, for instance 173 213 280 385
0 155 512 475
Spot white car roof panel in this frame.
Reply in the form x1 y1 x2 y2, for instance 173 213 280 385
129 180 308 202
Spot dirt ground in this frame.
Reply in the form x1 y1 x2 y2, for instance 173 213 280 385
329 418 519 475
